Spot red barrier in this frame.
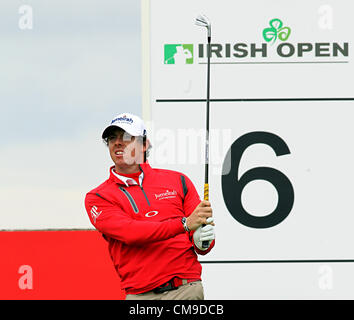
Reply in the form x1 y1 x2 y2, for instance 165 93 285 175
0 230 125 300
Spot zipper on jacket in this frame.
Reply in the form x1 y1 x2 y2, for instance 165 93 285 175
119 186 139 213
139 186 151 206
138 164 151 206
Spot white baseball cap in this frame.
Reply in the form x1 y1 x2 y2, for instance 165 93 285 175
102 113 147 139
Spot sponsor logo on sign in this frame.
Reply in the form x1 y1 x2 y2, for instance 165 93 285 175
262 18 291 44
164 17 349 63
164 44 193 64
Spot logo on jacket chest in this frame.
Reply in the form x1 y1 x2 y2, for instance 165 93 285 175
154 189 177 201
145 210 159 218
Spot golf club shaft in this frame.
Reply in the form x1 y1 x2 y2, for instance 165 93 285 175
204 36 211 191
202 36 211 249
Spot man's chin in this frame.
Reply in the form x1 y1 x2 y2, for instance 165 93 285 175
114 159 139 169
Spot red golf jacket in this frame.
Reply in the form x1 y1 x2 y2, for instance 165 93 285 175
84 162 215 294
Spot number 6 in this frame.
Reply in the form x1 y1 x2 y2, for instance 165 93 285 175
222 131 295 228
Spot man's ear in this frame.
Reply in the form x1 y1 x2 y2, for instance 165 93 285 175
143 137 148 152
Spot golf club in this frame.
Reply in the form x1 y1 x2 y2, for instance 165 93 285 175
195 14 211 249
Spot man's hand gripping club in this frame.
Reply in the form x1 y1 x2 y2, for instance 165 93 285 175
186 201 215 251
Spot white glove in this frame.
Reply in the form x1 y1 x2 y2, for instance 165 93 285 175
193 217 215 251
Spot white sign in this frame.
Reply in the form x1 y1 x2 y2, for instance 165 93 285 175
143 0 354 298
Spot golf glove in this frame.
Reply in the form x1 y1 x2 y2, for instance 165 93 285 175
193 218 215 251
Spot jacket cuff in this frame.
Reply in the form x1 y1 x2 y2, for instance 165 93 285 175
193 239 215 255
170 217 186 236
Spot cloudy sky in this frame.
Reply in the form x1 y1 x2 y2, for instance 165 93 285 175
0 0 142 229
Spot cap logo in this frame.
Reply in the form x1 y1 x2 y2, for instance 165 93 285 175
111 115 134 125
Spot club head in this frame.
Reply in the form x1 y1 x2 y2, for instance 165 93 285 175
195 14 211 38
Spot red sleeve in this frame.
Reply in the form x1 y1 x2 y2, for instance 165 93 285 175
85 193 185 245
181 174 215 255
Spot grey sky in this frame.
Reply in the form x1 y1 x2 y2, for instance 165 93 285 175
0 0 141 144
0 0 142 229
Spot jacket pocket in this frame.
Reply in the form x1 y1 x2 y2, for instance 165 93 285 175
119 186 139 213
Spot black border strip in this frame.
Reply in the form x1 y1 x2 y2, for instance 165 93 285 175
156 97 354 103
200 260 354 264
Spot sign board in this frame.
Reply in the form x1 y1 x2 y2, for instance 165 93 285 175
142 0 354 298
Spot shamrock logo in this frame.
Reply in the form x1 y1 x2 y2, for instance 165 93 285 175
262 18 291 44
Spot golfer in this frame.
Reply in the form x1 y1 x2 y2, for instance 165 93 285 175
84 113 215 300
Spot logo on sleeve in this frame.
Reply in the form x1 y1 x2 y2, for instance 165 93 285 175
90 206 102 223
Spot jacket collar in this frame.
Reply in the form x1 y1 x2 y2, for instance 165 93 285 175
138 162 152 174
109 162 152 186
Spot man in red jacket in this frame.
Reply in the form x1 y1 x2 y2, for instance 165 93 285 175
85 113 215 300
